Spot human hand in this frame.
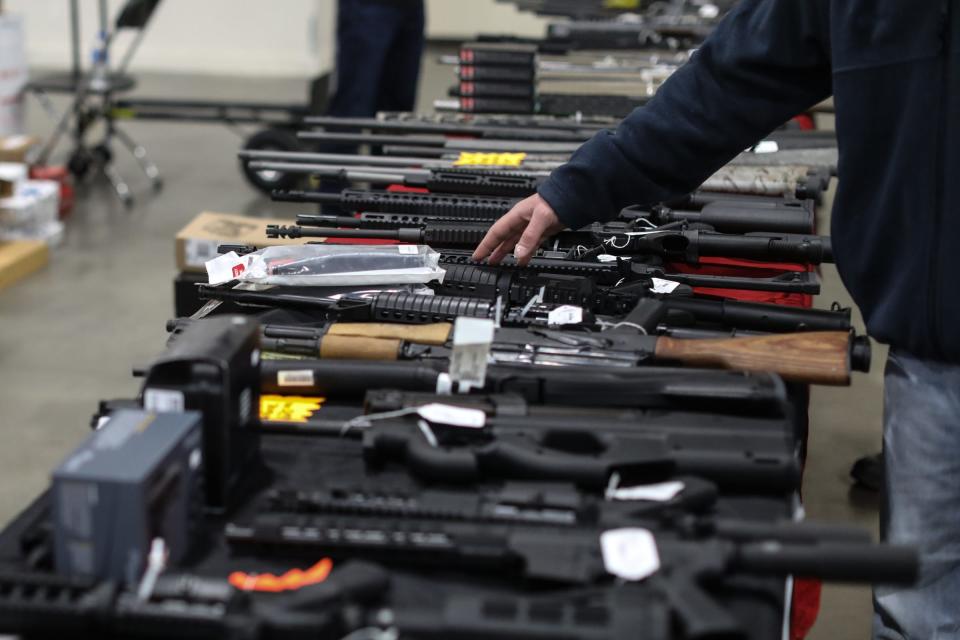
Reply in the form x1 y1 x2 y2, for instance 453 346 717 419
471 194 566 266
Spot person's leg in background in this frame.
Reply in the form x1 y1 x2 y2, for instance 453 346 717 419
375 0 426 113
874 349 960 639
326 0 404 118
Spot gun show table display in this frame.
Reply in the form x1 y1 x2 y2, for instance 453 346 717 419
0 3 908 640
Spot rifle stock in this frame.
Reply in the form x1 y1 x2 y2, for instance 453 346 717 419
654 331 854 385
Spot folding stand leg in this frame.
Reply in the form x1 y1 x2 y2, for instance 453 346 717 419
113 125 163 192
101 160 134 208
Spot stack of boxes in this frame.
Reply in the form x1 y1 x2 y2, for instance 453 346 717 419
0 154 64 246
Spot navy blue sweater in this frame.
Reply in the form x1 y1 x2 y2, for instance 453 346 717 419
538 1 959 362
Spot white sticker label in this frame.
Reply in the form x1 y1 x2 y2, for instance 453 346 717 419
143 388 185 413
205 251 249 285
753 140 780 154
600 528 661 581
398 245 419 254
650 278 681 294
185 238 222 268
450 318 496 390
608 481 685 503
596 254 619 263
277 370 315 387
547 305 584 326
416 403 486 429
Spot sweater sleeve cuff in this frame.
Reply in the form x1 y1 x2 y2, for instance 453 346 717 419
537 178 598 231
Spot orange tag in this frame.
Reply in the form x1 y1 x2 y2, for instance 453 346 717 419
229 558 334 593
453 152 527 167
260 395 326 423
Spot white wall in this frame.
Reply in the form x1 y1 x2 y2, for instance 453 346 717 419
425 0 548 40
6 0 336 77
4 0 548 78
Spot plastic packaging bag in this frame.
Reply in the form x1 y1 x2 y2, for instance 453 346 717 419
206 244 445 287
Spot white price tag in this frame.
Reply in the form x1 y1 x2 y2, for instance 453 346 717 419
596 254 619 263
143 388 185 413
650 278 681 294
205 251 249 285
608 481 685 503
547 305 583 326
277 370 315 387
450 318 495 390
398 245 419 255
416 403 486 429
600 528 661 581
753 140 780 154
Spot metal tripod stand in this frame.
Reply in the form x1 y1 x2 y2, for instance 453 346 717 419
29 0 163 207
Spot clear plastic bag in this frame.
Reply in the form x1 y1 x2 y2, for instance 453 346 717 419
206 244 445 286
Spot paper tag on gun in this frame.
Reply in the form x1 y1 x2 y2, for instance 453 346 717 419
547 305 583 326
607 481 685 503
416 403 486 429
650 278 681 294
205 251 252 285
600 528 661 581
449 318 495 391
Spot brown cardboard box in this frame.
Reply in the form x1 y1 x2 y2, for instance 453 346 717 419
175 211 308 273
0 135 37 162
0 240 48 292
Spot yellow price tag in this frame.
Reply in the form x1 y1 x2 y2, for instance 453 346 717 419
260 395 326 423
603 0 640 9
453 152 527 168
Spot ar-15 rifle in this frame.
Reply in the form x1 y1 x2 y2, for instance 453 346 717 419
227 490 916 638
268 218 834 265
435 248 822 294
247 161 547 198
433 262 847 330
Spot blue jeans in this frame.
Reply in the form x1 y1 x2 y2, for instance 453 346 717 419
327 0 425 117
874 349 960 639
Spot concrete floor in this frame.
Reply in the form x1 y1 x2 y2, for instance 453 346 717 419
0 54 882 638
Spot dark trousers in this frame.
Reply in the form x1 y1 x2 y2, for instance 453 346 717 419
327 0 426 117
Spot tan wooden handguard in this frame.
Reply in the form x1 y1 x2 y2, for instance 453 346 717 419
327 323 452 345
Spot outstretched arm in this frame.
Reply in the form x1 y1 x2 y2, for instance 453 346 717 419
475 0 832 265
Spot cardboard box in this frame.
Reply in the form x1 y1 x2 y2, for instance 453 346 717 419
175 211 306 273
0 134 37 162
0 239 48 292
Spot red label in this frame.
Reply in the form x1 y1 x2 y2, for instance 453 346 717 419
231 263 245 278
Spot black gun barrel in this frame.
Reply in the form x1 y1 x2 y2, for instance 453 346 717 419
664 297 852 332
735 542 918 585
693 231 833 264
654 202 815 234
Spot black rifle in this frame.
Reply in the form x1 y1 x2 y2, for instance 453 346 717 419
246 161 546 198
268 219 834 265
258 358 790 413
197 286 495 324
304 114 600 141
238 149 562 171
298 130 584 154
435 248 822 294
273 188 516 220
433 262 848 331
227 500 916 638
